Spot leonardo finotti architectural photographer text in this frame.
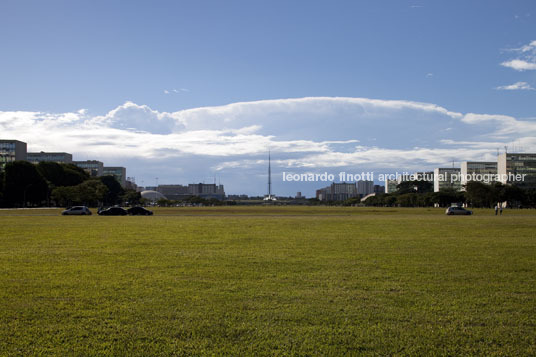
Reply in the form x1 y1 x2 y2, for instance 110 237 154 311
282 172 527 183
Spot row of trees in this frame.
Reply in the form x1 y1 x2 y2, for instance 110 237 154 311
155 196 229 207
0 161 141 208
361 180 536 208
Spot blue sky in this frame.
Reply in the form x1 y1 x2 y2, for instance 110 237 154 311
1 1 535 196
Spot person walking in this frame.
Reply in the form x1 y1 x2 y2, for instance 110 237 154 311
500 204 503 215
495 204 498 215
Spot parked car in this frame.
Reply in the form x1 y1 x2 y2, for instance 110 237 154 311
127 206 153 216
62 206 92 215
97 207 128 216
445 206 473 215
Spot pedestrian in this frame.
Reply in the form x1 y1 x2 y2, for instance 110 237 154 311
500 204 503 215
495 205 498 215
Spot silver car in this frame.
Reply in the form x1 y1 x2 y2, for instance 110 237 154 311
61 206 92 215
445 206 472 215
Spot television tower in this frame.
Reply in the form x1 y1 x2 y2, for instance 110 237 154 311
268 150 272 197
264 150 276 201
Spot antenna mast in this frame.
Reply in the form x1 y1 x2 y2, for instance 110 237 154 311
268 150 272 197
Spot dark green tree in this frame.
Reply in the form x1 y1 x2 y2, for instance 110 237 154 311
78 180 109 206
524 189 536 208
464 181 494 207
61 164 89 186
435 189 464 207
384 194 397 206
343 197 361 206
397 180 433 194
36 162 65 187
420 192 436 207
362 195 379 206
502 184 525 207
397 193 419 207
3 161 48 207
157 198 175 207
0 170 4 205
51 180 108 207
99 175 124 205
0 170 4 195
122 189 142 206
51 186 79 207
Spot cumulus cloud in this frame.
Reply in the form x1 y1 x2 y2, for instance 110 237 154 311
1 97 534 194
89 101 185 134
495 81 534 91
501 60 536 71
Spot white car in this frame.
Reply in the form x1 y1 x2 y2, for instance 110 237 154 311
61 206 92 215
445 206 472 215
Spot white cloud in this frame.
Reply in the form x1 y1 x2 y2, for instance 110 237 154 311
164 88 190 94
461 113 516 124
440 139 510 149
286 147 498 170
1 97 535 194
495 81 534 91
89 101 185 134
501 40 536 71
515 40 536 53
501 59 536 71
461 113 536 136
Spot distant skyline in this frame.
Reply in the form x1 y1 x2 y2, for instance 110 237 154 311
1 1 535 196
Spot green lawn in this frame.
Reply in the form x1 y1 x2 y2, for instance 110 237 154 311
0 207 535 355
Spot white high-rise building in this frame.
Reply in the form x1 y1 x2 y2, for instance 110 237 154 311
460 161 497 188
434 168 461 192
497 153 536 189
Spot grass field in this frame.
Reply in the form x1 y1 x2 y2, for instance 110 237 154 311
0 207 535 355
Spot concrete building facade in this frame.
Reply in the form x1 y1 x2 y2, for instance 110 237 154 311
460 161 497 187
498 153 536 189
27 151 73 164
188 183 225 200
73 160 104 177
316 182 358 201
434 168 462 192
0 140 27 171
103 166 127 187
157 185 190 200
356 180 374 196
155 183 226 200
385 180 398 193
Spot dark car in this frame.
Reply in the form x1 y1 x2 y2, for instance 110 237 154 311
98 207 128 216
62 206 92 215
127 206 154 216
445 206 473 215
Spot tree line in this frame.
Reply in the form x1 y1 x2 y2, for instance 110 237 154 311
155 196 229 207
360 180 536 208
0 161 141 208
